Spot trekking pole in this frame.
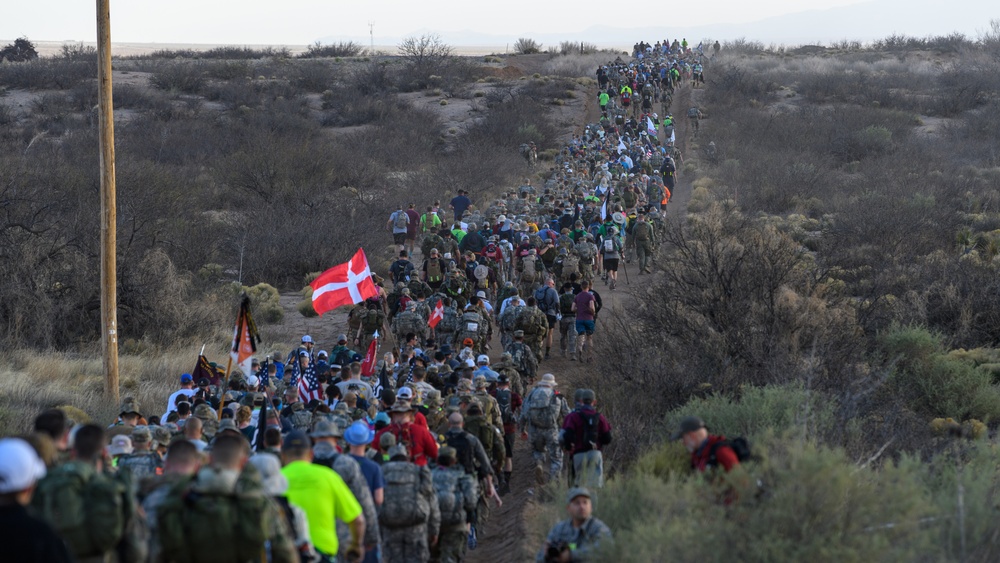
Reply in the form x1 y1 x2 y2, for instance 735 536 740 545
620 254 630 285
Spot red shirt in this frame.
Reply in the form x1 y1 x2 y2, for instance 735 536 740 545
690 435 739 473
372 421 438 466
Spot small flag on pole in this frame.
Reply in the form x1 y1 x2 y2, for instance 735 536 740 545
428 301 444 328
230 295 260 378
646 116 657 136
361 331 379 378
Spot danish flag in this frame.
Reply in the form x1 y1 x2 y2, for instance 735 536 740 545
428 301 444 328
310 249 379 316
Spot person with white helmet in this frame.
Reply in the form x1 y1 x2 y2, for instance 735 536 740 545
0 438 71 562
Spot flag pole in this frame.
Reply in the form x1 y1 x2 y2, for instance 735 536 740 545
218 356 233 421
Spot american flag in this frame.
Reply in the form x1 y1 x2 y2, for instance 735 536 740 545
255 360 269 391
297 365 323 403
286 357 300 387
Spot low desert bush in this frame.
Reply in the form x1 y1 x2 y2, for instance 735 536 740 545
513 38 543 55
299 41 364 58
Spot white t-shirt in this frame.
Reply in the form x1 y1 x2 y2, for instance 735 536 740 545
166 389 197 414
336 379 375 404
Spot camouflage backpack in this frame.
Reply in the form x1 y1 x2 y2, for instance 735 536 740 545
439 306 460 334
408 279 433 299
499 305 524 333
559 292 576 315
362 309 384 333
432 468 477 527
395 311 426 338
526 386 560 429
421 234 444 258
32 461 129 558
561 254 580 280
157 466 270 563
520 255 540 283
515 308 547 336
380 462 432 529
290 403 313 432
456 311 483 345
348 304 367 332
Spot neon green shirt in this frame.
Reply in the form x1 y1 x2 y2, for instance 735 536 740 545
282 460 362 556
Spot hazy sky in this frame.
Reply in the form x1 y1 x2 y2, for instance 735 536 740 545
5 0 878 45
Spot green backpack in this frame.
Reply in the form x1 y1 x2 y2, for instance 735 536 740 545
380 462 432 529
33 461 128 558
157 467 271 563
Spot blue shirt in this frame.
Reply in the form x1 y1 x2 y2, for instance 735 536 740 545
350 454 385 496
450 195 471 219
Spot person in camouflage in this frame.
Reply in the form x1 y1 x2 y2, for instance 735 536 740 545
392 301 428 346
631 212 656 274
519 374 570 484
473 375 504 431
431 447 478 563
492 352 525 397
379 445 441 563
497 296 525 351
515 298 549 365
506 330 539 387
116 425 162 480
357 303 387 351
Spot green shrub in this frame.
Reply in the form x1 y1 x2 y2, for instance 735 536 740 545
243 283 283 324
881 326 1000 421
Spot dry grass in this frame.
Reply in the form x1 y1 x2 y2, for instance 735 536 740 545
0 349 194 434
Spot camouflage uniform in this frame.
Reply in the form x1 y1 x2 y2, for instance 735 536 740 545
431 464 478 563
193 403 219 440
392 302 428 345
504 339 538 385
117 426 162 480
515 306 549 361
518 383 570 481
492 354 525 397
632 219 656 274
380 461 441 563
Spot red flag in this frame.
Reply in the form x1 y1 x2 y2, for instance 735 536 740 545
428 300 444 328
361 333 379 377
310 248 379 315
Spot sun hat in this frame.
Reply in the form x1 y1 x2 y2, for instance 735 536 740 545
344 420 375 447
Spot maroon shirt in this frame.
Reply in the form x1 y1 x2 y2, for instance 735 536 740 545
573 291 596 321
561 406 612 455
405 209 420 238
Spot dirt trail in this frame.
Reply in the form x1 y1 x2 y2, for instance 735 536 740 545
467 85 698 562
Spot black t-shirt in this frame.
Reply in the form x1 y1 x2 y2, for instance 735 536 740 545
0 504 74 563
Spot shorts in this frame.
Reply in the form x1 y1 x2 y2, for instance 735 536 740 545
405 231 417 242
604 258 619 272
576 320 595 335
546 314 558 329
392 232 406 245
504 432 514 458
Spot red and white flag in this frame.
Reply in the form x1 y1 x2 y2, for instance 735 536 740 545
428 301 444 328
310 248 379 315
361 331 379 377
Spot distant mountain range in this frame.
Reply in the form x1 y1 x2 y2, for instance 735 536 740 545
319 0 997 48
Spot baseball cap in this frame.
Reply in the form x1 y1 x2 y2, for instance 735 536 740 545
397 387 414 401
374 412 391 426
671 416 706 441
301 335 313 343
0 438 46 494
197 378 210 387
337 334 348 343
298 350 309 357
108 435 133 456
567 487 592 503
180 373 193 384
282 430 311 450
477 354 490 365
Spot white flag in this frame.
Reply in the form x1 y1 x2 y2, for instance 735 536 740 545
617 138 627 154
646 117 657 136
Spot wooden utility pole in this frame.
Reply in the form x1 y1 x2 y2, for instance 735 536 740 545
97 0 119 402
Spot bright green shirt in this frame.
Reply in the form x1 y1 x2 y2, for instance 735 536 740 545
420 213 442 233
282 460 362 556
452 229 467 243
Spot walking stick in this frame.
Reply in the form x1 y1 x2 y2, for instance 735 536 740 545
620 253 630 285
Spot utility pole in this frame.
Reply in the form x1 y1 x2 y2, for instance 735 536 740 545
368 21 374 51
97 0 119 403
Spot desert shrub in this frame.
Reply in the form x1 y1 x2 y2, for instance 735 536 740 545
0 37 38 62
149 62 206 93
0 104 12 125
664 383 839 444
201 46 290 60
241 283 283 324
513 38 542 55
530 438 941 563
397 34 454 91
705 64 777 105
299 41 364 58
832 125 894 162
293 61 338 92
879 326 1000 421
0 57 97 89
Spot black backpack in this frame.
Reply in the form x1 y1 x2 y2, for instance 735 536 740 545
446 432 476 477
708 437 752 467
495 389 515 425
